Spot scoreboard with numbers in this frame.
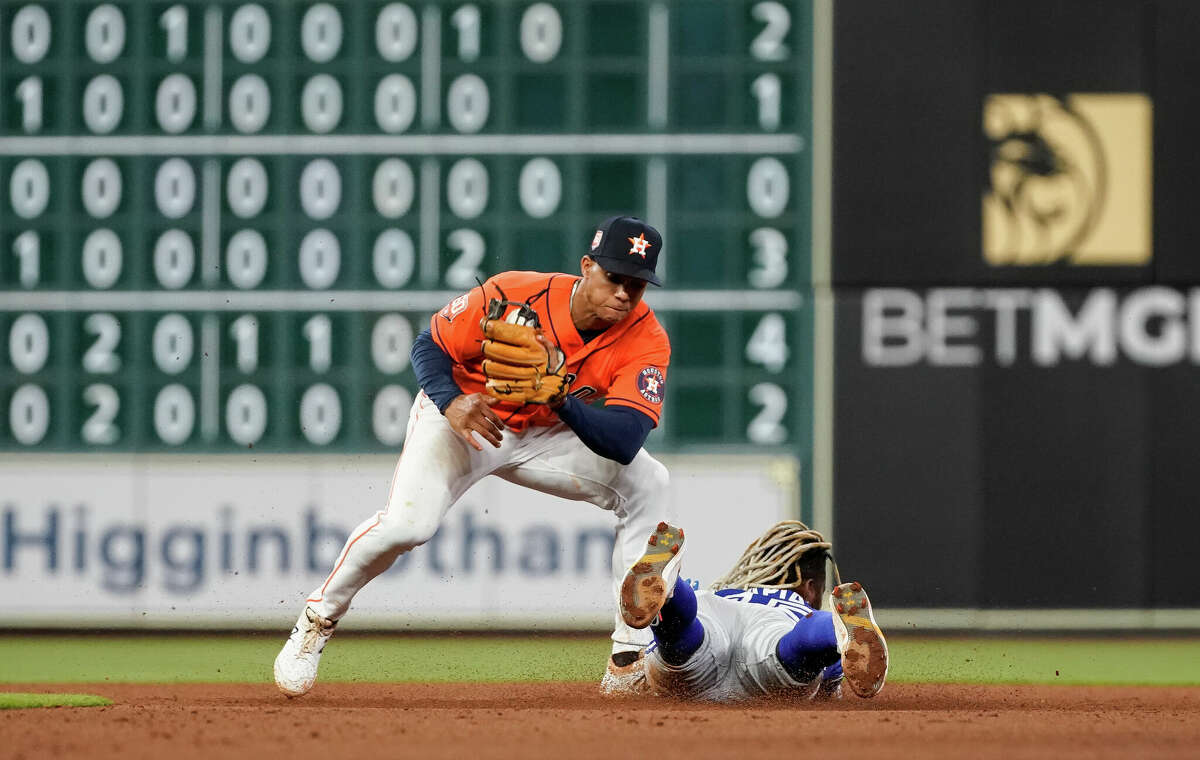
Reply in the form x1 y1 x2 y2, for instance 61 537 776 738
0 0 814 458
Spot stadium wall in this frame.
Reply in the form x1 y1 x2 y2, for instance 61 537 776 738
830 0 1200 616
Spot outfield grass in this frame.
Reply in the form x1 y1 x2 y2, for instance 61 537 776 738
0 693 111 709
1 634 1198 686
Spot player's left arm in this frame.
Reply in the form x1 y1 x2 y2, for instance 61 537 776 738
603 343 670 426
552 346 669 463
554 398 653 465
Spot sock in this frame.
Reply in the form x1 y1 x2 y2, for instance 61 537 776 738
650 577 705 666
776 610 840 682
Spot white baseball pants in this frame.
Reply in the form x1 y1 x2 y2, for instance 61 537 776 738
645 591 822 701
305 391 670 650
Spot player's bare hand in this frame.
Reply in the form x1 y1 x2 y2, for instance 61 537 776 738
444 393 505 450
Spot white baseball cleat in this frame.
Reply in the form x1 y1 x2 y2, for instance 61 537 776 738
273 606 337 698
599 650 649 695
619 522 686 630
831 581 888 698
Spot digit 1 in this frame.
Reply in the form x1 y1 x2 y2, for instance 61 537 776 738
160 5 188 62
302 314 332 373
450 4 481 62
16 76 43 133
751 73 781 131
230 314 259 373
13 231 40 287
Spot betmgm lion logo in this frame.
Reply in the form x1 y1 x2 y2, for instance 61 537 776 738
983 93 1152 266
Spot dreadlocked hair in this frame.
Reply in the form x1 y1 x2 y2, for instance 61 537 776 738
710 520 841 592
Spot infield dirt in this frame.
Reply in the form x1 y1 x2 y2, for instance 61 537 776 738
1 682 1196 759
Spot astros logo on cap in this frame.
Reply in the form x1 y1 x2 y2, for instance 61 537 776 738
628 233 652 258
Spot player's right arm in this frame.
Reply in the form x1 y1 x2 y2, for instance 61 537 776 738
411 326 504 450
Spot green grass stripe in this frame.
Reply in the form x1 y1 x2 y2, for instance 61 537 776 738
888 636 1200 686
1 634 1198 686
0 693 112 709
0 634 612 684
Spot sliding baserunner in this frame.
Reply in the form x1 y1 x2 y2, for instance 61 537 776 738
616 520 888 701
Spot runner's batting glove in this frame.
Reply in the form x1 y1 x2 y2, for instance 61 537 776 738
479 305 571 405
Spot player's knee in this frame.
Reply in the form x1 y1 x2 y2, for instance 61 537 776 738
618 455 669 510
377 509 442 550
637 455 669 495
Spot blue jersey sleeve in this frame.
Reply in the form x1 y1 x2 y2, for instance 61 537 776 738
554 394 654 464
411 328 464 413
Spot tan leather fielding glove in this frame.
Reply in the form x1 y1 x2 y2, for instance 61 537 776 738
479 317 570 405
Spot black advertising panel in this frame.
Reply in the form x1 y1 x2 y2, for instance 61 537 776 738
836 284 1200 608
832 0 980 286
833 293 985 607
1152 0 1200 283
832 0 1200 610
1147 368 1200 606
834 0 1162 286
976 322 1150 608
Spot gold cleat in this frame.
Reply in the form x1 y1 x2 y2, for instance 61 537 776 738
832 581 888 698
619 522 686 629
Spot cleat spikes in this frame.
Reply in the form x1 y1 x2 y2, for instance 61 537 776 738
833 581 888 699
620 523 687 630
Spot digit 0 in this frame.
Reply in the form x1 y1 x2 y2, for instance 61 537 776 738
446 75 489 134
9 313 50 374
154 230 196 289
230 4 271 63
10 384 51 445
229 75 272 134
301 3 343 62
82 75 124 134
154 158 197 218
301 74 344 134
81 229 123 289
376 3 418 62
371 314 412 374
152 313 195 374
372 230 415 288
226 384 267 445
298 230 341 290
226 158 269 218
11 6 52 64
520 4 562 63
9 159 50 219
86 5 127 63
299 383 341 445
155 74 198 133
154 384 195 444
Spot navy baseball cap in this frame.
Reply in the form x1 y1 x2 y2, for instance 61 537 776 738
586 215 663 286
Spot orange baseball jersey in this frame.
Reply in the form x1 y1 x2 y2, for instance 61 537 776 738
430 271 671 432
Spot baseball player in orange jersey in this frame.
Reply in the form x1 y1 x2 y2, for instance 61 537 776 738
275 216 673 696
